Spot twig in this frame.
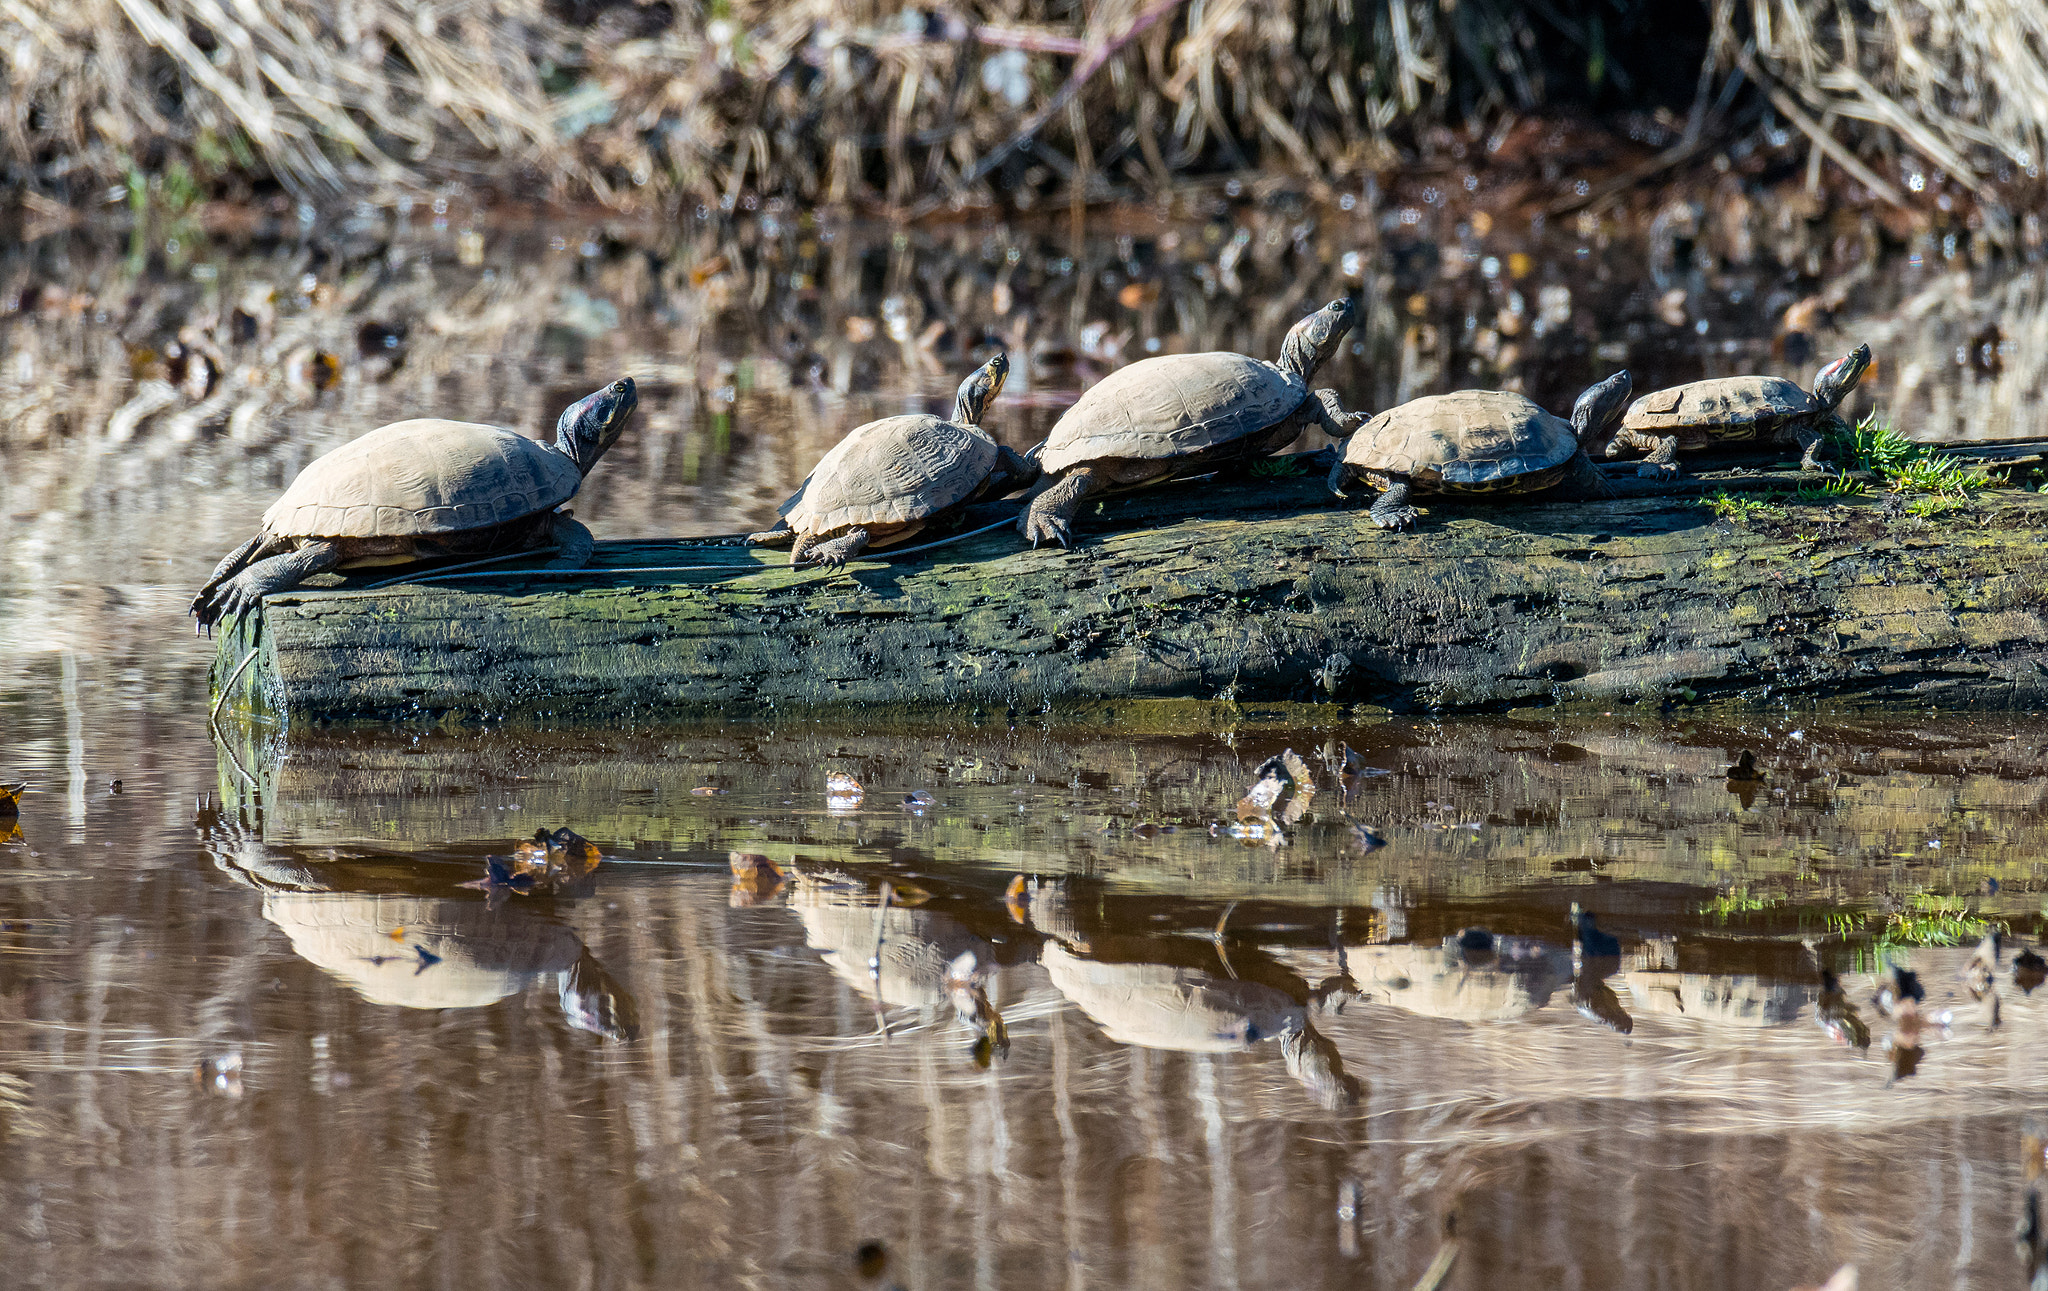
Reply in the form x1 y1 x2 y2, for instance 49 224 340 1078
210 644 262 726
868 881 895 1038
1738 47 1906 205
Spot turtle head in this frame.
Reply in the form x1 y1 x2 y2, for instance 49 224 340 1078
1571 369 1633 444
556 377 638 474
952 352 1009 427
1278 298 1357 380
1812 343 1871 413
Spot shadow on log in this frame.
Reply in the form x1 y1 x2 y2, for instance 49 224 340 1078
209 455 2048 727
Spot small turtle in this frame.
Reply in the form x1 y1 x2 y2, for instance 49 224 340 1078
750 354 1033 568
190 378 637 630
1018 298 1359 548
1327 370 1632 530
1603 344 1871 476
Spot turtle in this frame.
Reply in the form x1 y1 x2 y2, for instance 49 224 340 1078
1017 298 1360 548
190 378 637 631
749 353 1034 568
1327 370 1633 530
1602 343 1871 477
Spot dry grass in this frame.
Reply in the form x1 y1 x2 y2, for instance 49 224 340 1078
0 1 2041 211
1741 0 2048 198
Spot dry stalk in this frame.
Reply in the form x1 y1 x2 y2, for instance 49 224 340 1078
0 0 2040 212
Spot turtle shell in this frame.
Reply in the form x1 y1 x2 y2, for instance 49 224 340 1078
1621 376 1815 439
1040 941 1304 1052
1037 352 1308 475
1343 390 1578 491
782 414 999 533
261 891 584 1010
262 419 582 538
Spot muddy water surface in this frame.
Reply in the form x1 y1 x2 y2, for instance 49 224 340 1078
2 210 2046 1288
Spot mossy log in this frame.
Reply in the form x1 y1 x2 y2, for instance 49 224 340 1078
209 456 2048 727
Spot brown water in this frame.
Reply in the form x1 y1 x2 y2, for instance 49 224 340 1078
2 206 2047 1288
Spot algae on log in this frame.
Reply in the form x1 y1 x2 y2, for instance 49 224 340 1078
208 466 2048 726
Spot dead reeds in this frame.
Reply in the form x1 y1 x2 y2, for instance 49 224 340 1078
0 1 2042 214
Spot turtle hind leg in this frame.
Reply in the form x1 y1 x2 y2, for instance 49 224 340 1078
793 528 869 569
543 513 595 570
746 521 796 548
1367 480 1421 531
1019 467 1102 549
194 540 345 629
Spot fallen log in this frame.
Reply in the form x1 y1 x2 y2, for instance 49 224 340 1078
209 455 2048 726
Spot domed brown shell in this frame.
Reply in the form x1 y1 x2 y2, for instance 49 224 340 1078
782 414 999 533
1037 353 1308 474
1621 376 1816 440
262 419 582 538
1343 390 1578 487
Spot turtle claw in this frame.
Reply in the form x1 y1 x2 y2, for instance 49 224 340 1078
1019 511 1072 549
1636 460 1680 480
1371 507 1421 532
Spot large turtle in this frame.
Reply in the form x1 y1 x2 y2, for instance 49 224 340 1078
1329 370 1632 530
1603 344 1871 476
750 353 1034 568
1018 298 1359 548
190 378 637 630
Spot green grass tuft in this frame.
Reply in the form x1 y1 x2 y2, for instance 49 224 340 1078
1831 411 1921 474
1829 410 1995 499
1249 456 1307 478
1704 491 1784 522
1793 476 1866 503
1876 893 1985 950
1700 885 1783 922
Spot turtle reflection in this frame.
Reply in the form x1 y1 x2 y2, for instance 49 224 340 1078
787 872 1018 1061
1019 879 1361 1109
212 846 640 1040
1341 930 1573 1023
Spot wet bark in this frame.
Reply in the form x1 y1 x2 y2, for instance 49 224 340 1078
210 459 2048 726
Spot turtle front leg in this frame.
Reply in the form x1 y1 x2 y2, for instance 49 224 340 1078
1560 450 1617 500
543 511 595 569
793 527 870 569
1306 388 1365 440
190 534 280 635
196 540 345 628
1367 479 1421 531
1019 467 1101 549
746 520 796 548
1604 426 1682 478
1785 421 1829 472
1636 434 1683 479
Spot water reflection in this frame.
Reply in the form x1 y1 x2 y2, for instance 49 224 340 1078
3 711 2047 1286
208 829 641 1040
